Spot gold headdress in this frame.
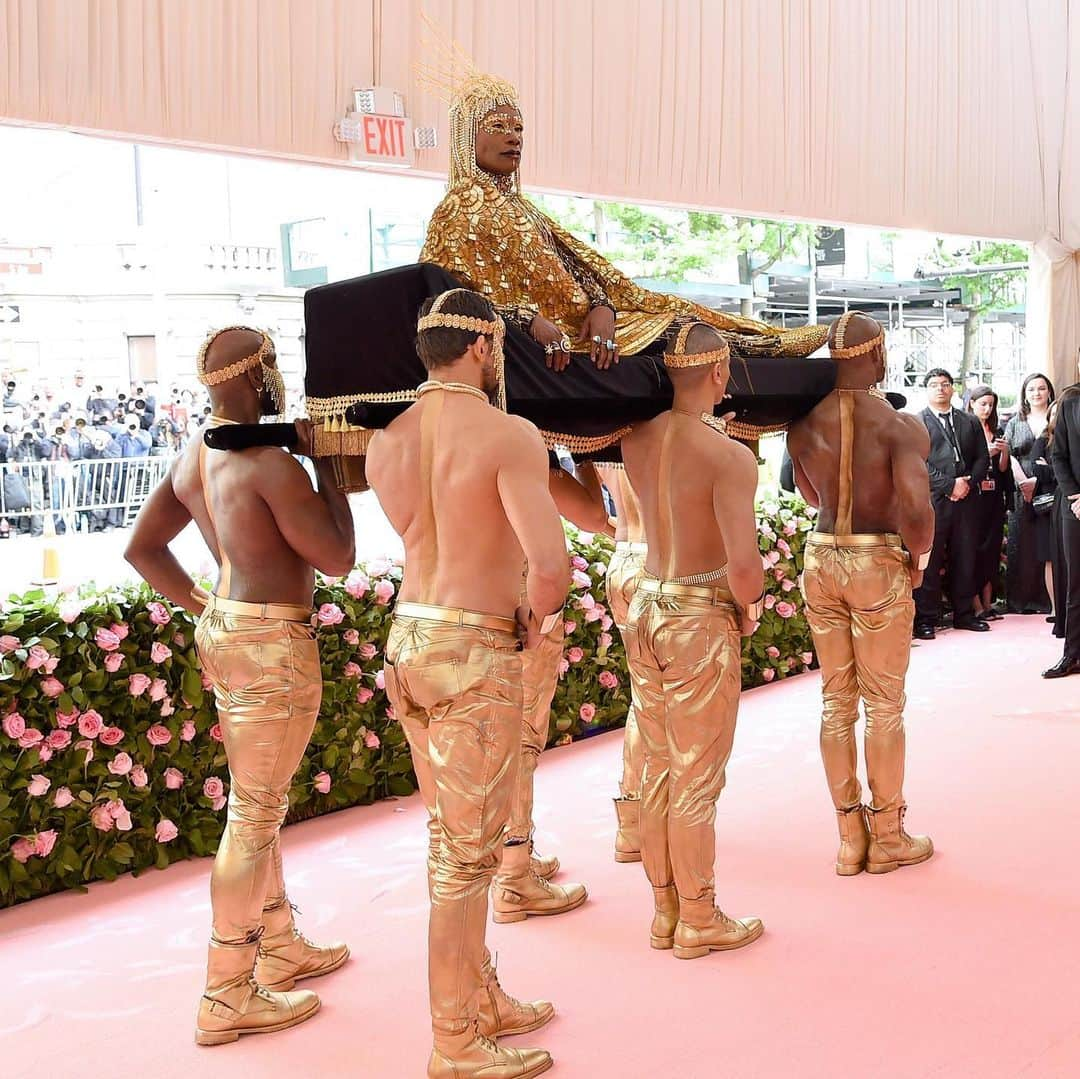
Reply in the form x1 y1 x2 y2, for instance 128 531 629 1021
664 322 731 369
196 325 285 415
417 288 507 410
830 312 885 359
414 14 522 192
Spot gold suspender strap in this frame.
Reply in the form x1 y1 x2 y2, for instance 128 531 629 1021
836 390 855 536
416 390 445 606
198 441 232 598
657 413 680 580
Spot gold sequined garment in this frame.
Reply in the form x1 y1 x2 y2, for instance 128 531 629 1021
420 178 827 358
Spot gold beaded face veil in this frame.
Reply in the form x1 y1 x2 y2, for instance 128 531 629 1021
197 326 286 417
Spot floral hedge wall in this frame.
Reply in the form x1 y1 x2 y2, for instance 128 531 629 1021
0 496 817 907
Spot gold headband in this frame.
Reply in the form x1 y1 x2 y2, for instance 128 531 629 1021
830 312 884 359
664 322 731 369
196 327 273 386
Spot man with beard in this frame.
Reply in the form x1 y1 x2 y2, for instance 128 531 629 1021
126 327 354 1045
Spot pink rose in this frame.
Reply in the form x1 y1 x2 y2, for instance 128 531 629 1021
357 686 374 705
373 579 395 605
571 569 591 590
90 804 114 832
317 603 345 626
358 643 378 661
601 615 613 631
773 566 787 581
40 676 64 698
163 767 184 789
146 724 172 747
364 731 380 749
762 667 776 682
0 634 20 653
53 786 74 808
34 829 58 858
777 539 792 557
159 699 175 717
599 632 613 649
111 800 133 831
111 622 129 640
579 592 597 612
108 752 133 776
343 628 360 645
787 657 797 669
566 647 584 664
25 645 50 670
36 745 53 764
147 601 171 626
579 703 597 722
764 593 777 610
374 670 386 691
584 605 605 623
775 601 796 619
173 631 186 649
129 765 148 788
129 673 152 697
564 620 577 635
18 728 44 749
598 670 619 689
148 678 168 702
761 554 772 570
766 645 780 659
367 556 392 577
3 712 26 740
58 600 82 624
104 652 124 673
386 705 396 722
180 720 196 741
75 739 94 763
27 773 51 797
783 522 797 536
203 776 225 799
557 657 570 676
98 726 124 746
313 771 332 794
43 656 59 675
801 652 814 665
209 723 224 742
781 578 795 592
345 574 370 600
155 819 178 843
95 627 121 652
56 707 79 728
767 550 781 566
212 794 227 811
11 837 34 863
47 729 72 751
343 662 362 678
150 642 173 664
571 555 589 571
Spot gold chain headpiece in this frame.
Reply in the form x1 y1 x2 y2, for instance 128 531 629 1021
831 312 884 359
196 326 272 386
664 322 731 369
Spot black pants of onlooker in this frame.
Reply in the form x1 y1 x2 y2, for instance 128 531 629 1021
914 494 977 628
1060 507 1080 660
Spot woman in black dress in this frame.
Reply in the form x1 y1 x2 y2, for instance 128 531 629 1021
968 386 1011 620
1005 372 1056 613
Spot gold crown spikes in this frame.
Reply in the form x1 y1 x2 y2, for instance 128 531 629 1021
831 333 884 360
196 326 272 387
664 322 731 369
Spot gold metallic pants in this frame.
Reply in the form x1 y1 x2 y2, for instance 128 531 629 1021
626 581 741 906
194 595 321 944
802 533 914 813
607 542 648 799
383 607 523 1034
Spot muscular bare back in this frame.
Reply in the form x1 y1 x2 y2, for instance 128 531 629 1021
596 464 645 544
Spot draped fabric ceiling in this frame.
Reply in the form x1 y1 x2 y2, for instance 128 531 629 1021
1 0 1077 389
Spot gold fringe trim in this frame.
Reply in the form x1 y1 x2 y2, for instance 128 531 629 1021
307 391 419 421
313 420 375 459
538 426 633 454
727 420 787 441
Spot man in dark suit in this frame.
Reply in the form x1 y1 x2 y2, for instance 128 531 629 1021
913 368 991 638
1047 373 1080 677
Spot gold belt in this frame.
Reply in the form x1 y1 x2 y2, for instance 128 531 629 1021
638 577 735 605
808 532 904 549
394 601 518 636
614 541 648 555
203 593 313 624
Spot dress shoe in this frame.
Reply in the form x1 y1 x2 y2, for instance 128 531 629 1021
613 797 642 863
672 898 764 960
196 935 320 1046
981 610 1004 622
429 1024 552 1079
477 955 554 1038
254 896 350 991
913 624 936 641
650 885 679 950
492 842 587 923
952 616 990 632
1042 655 1080 679
865 806 933 874
834 805 869 876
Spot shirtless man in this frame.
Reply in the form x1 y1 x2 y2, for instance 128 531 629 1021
125 327 355 1045
595 464 648 863
366 288 568 1079
786 312 935 875
620 323 765 960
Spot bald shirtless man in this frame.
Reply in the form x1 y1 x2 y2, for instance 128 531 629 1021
367 289 568 1079
620 323 765 960
786 312 935 875
125 327 355 1045
596 464 648 862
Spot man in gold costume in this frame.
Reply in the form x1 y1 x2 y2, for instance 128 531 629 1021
787 313 935 875
368 288 568 1079
596 463 648 862
620 323 766 960
125 328 355 1045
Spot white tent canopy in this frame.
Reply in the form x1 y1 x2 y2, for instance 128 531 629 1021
1 0 1077 387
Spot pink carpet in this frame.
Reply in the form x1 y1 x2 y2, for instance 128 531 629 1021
4 617 1079 1078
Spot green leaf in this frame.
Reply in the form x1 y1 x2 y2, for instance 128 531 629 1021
182 667 205 708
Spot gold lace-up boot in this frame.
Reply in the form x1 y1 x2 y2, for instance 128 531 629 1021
253 896 350 991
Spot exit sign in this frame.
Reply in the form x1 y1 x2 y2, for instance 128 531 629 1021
343 113 414 167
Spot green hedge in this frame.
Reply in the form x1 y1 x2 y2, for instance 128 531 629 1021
0 496 817 906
